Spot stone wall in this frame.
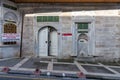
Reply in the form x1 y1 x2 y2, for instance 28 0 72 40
95 16 120 62
60 12 73 58
22 16 34 56
21 3 120 61
0 0 21 58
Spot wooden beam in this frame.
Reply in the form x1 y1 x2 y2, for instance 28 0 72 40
14 0 120 3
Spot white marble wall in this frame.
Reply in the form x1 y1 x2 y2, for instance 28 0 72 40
23 9 120 61
0 0 21 58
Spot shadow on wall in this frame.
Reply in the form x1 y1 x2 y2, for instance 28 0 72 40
18 3 120 13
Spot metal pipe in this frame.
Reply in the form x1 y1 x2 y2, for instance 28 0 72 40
20 11 25 58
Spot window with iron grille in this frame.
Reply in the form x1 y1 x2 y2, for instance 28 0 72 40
77 23 88 33
3 23 17 45
37 16 59 22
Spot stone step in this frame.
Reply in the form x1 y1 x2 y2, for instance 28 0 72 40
75 56 96 62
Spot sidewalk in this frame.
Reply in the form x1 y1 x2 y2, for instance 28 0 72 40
0 57 120 80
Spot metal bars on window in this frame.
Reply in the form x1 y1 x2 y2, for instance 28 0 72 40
3 23 17 45
77 23 88 33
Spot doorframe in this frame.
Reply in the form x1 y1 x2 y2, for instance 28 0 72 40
72 17 95 56
38 26 58 57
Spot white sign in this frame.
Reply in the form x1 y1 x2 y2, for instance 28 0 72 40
2 33 20 41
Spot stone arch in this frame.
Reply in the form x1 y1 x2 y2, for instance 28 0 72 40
78 33 88 42
38 26 57 33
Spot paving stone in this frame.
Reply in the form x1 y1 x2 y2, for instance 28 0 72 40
110 67 120 73
40 58 52 61
0 58 23 67
20 58 48 69
53 63 79 72
82 65 114 74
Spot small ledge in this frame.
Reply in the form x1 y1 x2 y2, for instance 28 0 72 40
0 45 20 48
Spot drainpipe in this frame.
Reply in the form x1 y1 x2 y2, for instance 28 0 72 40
20 11 25 58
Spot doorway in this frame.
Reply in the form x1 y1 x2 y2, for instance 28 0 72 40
39 26 58 57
